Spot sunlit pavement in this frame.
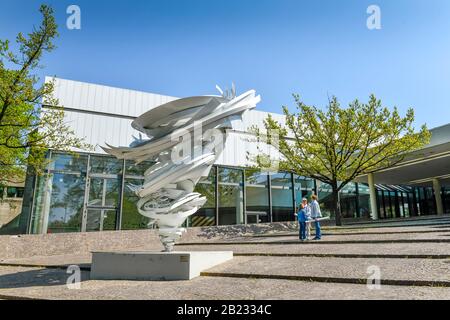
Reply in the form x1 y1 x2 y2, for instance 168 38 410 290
0 217 449 300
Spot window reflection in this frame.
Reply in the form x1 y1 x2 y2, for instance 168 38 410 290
121 178 152 230
271 172 294 222
245 170 269 224
47 173 85 233
190 168 216 227
218 167 244 225
90 156 122 175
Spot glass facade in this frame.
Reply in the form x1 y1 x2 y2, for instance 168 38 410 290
188 167 216 227
15 150 449 235
443 187 450 214
218 167 244 225
294 175 315 208
376 185 420 219
245 170 270 224
271 172 294 222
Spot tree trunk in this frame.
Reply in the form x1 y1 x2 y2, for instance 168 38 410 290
332 186 342 226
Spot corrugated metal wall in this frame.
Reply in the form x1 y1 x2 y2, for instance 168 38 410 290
46 77 285 166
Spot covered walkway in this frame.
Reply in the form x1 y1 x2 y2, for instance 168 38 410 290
356 123 450 219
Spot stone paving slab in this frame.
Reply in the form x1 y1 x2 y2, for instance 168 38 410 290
201 256 450 284
236 232 450 243
0 254 92 269
2 241 450 269
176 242 450 256
0 266 449 300
248 227 450 237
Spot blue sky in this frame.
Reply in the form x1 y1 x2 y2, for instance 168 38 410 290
1 0 450 129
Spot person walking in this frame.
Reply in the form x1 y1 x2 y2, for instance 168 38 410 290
310 194 322 240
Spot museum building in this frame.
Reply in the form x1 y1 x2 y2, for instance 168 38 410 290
2 78 449 235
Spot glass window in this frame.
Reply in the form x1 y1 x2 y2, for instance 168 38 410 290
190 168 216 227
218 167 244 225
87 177 120 208
426 187 436 215
378 190 385 219
47 173 85 233
6 187 17 198
50 153 88 172
4 187 24 198
245 170 269 224
357 183 371 219
402 192 410 217
90 155 122 175
294 175 314 207
270 172 294 222
86 209 116 232
121 178 153 230
444 187 450 214
16 187 24 198
340 182 358 218
388 191 396 218
317 182 333 218
125 160 155 177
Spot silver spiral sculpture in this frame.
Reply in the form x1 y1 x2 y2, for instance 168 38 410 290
102 85 261 251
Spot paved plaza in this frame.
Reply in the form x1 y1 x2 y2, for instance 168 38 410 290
0 216 449 300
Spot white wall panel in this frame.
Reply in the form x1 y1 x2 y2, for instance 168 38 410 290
46 77 178 117
47 77 286 164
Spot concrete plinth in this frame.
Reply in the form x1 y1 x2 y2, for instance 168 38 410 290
90 251 233 280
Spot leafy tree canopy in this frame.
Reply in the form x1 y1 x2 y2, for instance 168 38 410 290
252 93 431 225
0 5 91 186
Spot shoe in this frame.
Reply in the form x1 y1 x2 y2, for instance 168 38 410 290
312 237 321 240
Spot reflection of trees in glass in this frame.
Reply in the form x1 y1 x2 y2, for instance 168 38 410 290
47 153 123 232
218 168 243 207
90 156 122 174
121 179 151 230
219 168 242 184
48 173 84 233
194 183 215 207
88 178 119 207
125 160 155 176
46 153 88 233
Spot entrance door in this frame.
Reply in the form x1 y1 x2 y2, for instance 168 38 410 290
82 175 120 232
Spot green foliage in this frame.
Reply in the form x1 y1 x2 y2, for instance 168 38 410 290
0 5 92 186
252 93 431 225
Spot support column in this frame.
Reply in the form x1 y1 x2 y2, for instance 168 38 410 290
368 173 378 220
432 179 444 215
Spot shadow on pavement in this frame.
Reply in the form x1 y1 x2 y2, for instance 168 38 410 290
0 267 90 289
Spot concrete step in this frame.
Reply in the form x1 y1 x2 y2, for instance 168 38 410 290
176 242 450 256
201 256 450 286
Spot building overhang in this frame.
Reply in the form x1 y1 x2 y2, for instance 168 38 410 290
355 141 450 187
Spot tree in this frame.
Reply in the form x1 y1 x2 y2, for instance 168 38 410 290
0 4 91 186
253 94 431 226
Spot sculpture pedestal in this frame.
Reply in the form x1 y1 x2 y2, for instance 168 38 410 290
90 251 233 280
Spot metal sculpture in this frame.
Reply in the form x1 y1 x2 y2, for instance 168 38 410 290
102 85 260 251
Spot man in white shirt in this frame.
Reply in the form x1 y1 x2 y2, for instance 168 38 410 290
310 194 322 240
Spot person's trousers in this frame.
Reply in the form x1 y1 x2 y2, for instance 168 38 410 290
306 222 311 239
314 220 321 239
299 222 306 240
